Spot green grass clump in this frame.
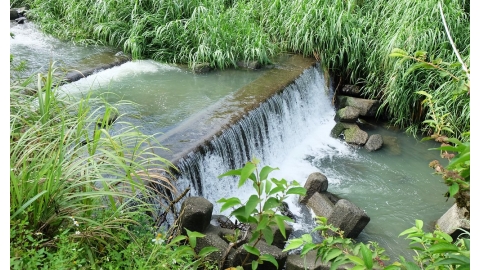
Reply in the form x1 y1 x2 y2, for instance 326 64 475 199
10 62 186 268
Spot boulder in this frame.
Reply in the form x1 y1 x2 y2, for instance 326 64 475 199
338 84 363 97
286 252 354 270
435 203 470 240
337 96 380 118
343 124 368 145
193 63 212 73
178 197 213 235
237 60 261 69
327 199 370 238
331 122 347 138
228 239 287 270
305 192 335 218
335 106 361 123
299 172 329 204
365 134 383 151
10 9 19 20
195 224 231 262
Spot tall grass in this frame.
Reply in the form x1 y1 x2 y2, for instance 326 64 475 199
10 62 178 267
21 0 469 137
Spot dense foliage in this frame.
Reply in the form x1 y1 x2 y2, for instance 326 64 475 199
16 0 470 137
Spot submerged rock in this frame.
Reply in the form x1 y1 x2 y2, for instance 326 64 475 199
237 60 261 69
365 134 383 151
193 63 212 73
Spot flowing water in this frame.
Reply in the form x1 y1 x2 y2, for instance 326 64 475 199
11 21 453 263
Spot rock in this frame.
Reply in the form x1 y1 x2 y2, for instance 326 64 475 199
331 122 347 138
193 63 212 73
382 135 401 155
237 60 261 69
10 9 19 20
435 204 470 240
211 215 236 229
305 192 335 218
285 252 353 270
338 84 363 97
327 199 370 238
337 96 380 118
228 240 287 270
249 221 293 249
195 224 230 262
280 201 296 222
299 172 329 204
335 106 361 123
343 124 368 145
178 197 213 234
365 134 383 151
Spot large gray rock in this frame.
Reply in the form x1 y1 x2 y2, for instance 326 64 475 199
365 134 383 151
195 224 230 262
299 172 329 204
337 96 380 117
305 192 335 218
335 106 361 123
178 197 213 235
286 252 354 270
228 239 287 270
327 199 370 238
435 203 470 240
10 9 19 20
344 124 368 145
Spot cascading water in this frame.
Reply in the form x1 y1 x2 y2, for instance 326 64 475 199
173 64 452 261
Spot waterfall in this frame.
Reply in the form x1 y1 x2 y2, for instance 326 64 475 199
174 65 352 217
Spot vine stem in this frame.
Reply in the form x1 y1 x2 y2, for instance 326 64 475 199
438 2 470 81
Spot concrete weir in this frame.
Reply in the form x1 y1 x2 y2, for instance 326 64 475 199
156 55 317 167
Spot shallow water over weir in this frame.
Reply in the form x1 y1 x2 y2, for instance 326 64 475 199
174 65 453 261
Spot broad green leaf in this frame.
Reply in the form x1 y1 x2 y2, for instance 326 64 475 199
300 243 317 256
428 243 459 253
262 227 274 245
414 50 427 59
252 260 258 270
218 197 242 212
259 166 278 181
415 90 432 99
263 197 280 211
275 215 287 238
346 255 365 266
399 227 418 237
244 245 260 256
389 48 408 57
286 187 307 195
351 266 365 270
231 206 247 221
268 186 285 195
257 215 270 230
435 231 453 243
186 229 204 249
449 183 460 197
250 231 260 244
240 162 256 187
168 235 187 245
218 168 242 178
245 195 260 217
360 244 373 269
301 234 312 243
283 238 303 252
265 179 272 194
198 246 219 257
324 248 343 262
259 254 278 268
433 257 470 266
415 220 423 230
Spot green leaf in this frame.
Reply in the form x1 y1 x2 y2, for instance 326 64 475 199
265 179 272 194
433 257 470 266
428 243 459 253
245 195 260 217
231 206 246 221
360 244 373 269
218 168 242 178
415 220 423 230
260 166 279 181
198 246 219 257
252 260 258 270
399 227 418 237
256 215 270 231
415 90 432 99
301 234 312 243
324 248 343 262
283 238 304 252
168 235 187 246
275 215 287 238
250 231 260 244
300 243 317 256
268 186 285 195
413 50 427 59
286 187 307 196
449 183 460 197
262 227 274 245
240 162 257 187
244 245 260 256
186 229 204 249
11 190 47 219
263 197 280 211
218 197 242 212
259 254 278 268
347 255 365 266
389 48 408 57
